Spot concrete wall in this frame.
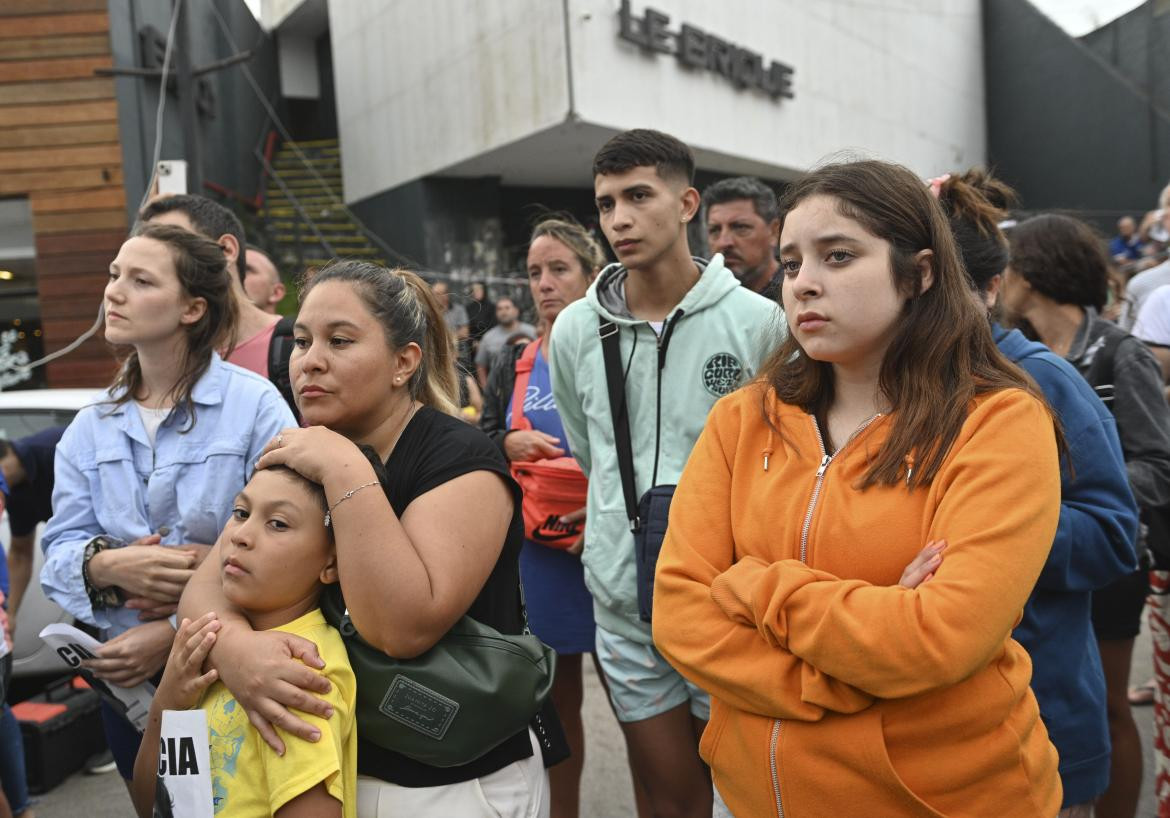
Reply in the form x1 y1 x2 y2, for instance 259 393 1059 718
567 0 985 178
329 1 572 202
984 0 1170 224
330 0 986 203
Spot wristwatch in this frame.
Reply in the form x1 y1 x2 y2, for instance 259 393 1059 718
81 535 126 610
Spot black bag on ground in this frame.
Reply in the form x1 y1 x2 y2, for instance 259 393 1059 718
599 316 681 623
13 676 105 794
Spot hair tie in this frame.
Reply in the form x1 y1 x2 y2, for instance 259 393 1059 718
926 174 952 200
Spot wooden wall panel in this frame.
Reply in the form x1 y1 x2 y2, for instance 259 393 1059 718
0 167 123 196
32 186 125 214
34 210 126 234
0 1 107 16
0 144 122 171
0 122 120 149
0 34 110 61
0 77 114 105
0 56 112 82
0 13 109 38
36 229 125 257
0 8 127 388
0 99 117 125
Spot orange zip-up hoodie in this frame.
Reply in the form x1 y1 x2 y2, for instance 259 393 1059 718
654 384 1062 818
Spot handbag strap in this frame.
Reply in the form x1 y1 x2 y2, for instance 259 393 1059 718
599 317 641 533
509 338 542 432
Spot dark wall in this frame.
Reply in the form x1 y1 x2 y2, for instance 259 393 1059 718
285 33 339 141
983 0 1170 230
499 185 606 272
1080 2 1170 109
110 0 279 221
349 176 504 278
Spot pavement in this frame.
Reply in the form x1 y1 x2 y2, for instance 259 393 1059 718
29 637 1163 817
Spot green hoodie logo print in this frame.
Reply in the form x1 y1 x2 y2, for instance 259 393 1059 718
703 353 744 397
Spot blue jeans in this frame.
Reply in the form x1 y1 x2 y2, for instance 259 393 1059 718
0 704 30 814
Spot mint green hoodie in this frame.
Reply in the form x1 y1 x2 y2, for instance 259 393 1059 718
549 254 782 643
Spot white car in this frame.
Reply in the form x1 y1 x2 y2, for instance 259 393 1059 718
0 388 104 678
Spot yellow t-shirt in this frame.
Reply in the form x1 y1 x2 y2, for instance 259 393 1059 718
199 608 357 817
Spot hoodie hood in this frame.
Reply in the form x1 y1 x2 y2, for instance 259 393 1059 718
589 254 743 324
992 323 1047 363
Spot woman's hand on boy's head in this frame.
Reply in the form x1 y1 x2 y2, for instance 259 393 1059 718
153 613 221 712
255 426 368 487
208 626 332 756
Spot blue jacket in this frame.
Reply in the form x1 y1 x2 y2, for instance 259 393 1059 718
996 325 1139 806
41 355 295 637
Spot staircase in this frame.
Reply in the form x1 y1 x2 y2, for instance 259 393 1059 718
259 138 386 274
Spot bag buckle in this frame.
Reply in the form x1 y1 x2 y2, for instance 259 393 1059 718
598 322 619 340
629 517 641 533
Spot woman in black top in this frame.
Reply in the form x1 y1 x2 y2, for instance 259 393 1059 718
180 260 562 815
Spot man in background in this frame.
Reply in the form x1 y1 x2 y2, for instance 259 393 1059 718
702 176 781 301
243 245 286 315
475 297 536 386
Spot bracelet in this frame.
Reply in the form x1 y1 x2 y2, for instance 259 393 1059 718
82 535 125 610
324 481 381 527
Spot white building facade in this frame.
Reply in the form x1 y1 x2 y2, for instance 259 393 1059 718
266 0 986 275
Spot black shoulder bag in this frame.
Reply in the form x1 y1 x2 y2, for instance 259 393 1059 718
1084 328 1170 567
599 313 683 623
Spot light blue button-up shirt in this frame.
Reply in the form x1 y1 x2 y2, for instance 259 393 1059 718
41 355 296 637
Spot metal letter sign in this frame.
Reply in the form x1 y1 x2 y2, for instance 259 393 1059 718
617 0 795 100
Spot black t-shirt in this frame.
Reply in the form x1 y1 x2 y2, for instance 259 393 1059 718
8 426 64 537
356 406 532 786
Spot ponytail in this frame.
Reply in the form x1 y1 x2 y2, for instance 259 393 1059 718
301 260 460 416
396 272 460 416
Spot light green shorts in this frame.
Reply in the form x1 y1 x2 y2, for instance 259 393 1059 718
594 624 710 723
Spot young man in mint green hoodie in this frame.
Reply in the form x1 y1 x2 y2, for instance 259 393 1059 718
549 129 780 816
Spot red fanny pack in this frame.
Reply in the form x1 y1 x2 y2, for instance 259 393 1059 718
509 338 588 550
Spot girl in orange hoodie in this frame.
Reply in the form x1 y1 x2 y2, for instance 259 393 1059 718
653 160 1064 818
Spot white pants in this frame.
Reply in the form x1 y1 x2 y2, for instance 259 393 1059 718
356 729 550 818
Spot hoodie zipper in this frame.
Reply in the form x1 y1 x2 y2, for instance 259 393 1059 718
771 411 882 818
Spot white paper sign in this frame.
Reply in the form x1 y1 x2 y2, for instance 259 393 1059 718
156 709 214 818
38 622 155 731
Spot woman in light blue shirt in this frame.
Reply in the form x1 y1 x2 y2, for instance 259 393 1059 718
40 222 294 782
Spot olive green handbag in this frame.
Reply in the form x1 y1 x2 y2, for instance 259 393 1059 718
320 585 556 768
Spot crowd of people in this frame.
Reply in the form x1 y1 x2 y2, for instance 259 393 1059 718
0 127 1168 817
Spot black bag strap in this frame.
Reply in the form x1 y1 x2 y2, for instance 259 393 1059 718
267 314 302 423
599 317 641 532
1083 328 1127 411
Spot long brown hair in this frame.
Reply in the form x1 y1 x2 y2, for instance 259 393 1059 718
301 260 460 416
761 160 1042 489
106 223 238 431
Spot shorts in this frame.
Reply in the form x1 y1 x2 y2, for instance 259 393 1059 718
594 624 709 723
1091 568 1149 642
357 728 549 818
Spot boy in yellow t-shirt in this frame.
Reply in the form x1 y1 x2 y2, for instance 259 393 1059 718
131 466 356 817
